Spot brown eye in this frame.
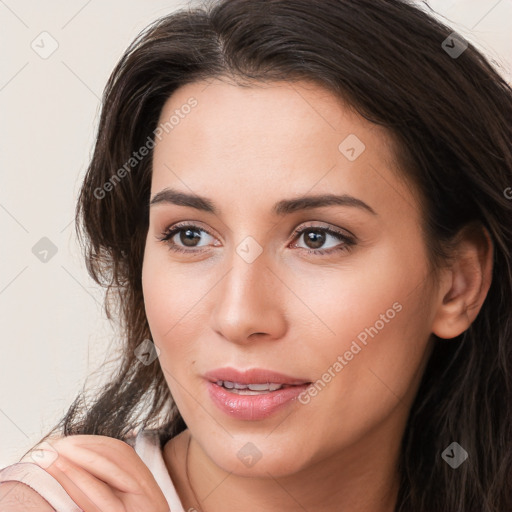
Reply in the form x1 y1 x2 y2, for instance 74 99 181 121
302 229 327 249
158 223 217 253
176 227 202 247
157 222 355 256
291 225 356 256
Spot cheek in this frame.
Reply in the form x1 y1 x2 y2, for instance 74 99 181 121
141 243 213 369
296 242 433 420
298 238 427 346
142 250 174 337
143 242 197 334
141 248 203 416
289 306 432 461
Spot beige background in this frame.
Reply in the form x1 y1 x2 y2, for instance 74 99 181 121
1 0 511 466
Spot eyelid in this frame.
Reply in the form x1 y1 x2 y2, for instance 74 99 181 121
290 221 356 241
159 220 218 240
158 221 218 243
157 220 356 255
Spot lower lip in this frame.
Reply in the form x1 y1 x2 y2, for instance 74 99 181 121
206 381 310 420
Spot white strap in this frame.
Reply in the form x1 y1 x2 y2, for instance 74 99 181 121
0 461 82 512
133 430 185 512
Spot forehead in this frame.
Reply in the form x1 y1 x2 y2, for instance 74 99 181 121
150 79 418 221
154 78 391 159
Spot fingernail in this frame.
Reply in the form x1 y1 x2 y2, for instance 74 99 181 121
30 444 59 469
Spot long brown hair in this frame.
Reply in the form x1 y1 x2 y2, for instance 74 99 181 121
31 1 512 510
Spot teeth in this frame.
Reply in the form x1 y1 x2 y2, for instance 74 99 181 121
215 381 285 392
229 389 271 395
248 383 283 391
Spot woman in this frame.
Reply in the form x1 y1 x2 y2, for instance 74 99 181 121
1 0 511 511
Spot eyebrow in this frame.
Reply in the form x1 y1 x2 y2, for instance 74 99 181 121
149 188 377 216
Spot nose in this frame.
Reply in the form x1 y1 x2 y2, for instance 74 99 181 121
210 248 288 345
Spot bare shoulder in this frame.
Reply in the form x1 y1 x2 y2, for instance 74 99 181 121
0 481 55 511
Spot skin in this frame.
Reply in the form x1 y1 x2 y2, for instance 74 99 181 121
22 79 492 512
0 481 56 511
142 79 493 511
15 435 169 512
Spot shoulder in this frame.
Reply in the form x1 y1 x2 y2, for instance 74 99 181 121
0 461 81 512
0 480 55 511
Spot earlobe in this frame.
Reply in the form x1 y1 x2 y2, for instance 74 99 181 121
431 224 493 340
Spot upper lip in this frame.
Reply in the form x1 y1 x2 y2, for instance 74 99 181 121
204 367 310 386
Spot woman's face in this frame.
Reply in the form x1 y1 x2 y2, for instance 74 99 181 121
142 79 440 477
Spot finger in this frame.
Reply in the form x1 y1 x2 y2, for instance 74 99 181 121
57 435 133 457
36 453 125 512
53 436 159 495
51 443 141 494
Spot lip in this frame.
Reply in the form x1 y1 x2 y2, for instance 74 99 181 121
204 367 311 421
204 367 310 386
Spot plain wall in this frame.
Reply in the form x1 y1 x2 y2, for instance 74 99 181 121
1 0 511 466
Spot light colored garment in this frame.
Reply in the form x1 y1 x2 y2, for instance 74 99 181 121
0 430 186 512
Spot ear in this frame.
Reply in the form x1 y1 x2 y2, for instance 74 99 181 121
431 223 494 339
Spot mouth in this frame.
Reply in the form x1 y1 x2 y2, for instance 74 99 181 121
204 367 310 388
203 367 312 420
213 380 296 394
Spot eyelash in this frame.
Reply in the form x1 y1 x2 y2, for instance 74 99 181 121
157 222 356 256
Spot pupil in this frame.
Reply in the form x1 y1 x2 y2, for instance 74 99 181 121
180 229 200 247
305 229 325 249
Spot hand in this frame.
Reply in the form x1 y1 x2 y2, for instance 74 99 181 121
30 434 170 512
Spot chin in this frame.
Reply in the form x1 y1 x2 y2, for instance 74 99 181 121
198 430 313 478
